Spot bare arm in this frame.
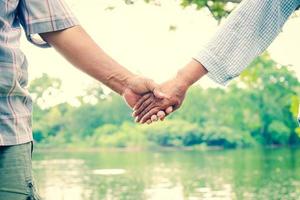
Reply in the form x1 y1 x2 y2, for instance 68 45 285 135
176 59 208 89
40 26 135 95
194 0 299 85
134 0 300 123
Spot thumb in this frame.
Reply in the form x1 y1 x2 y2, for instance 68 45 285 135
153 87 170 99
144 79 168 99
144 79 158 91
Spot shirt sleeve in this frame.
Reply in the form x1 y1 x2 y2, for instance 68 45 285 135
18 0 79 48
193 0 300 85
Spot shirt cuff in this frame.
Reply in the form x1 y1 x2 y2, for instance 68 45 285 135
193 49 236 86
25 17 79 48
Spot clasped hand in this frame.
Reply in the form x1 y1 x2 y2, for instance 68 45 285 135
123 75 188 124
123 60 207 124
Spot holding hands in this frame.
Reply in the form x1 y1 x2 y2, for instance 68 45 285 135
125 60 208 124
133 77 188 124
41 26 207 124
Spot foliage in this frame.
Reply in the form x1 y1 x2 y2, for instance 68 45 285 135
126 0 241 21
180 0 239 20
30 54 300 149
142 120 202 147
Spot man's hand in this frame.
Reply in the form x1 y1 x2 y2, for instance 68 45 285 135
122 76 173 122
40 26 207 123
40 27 164 98
132 77 189 123
40 26 170 116
122 76 161 108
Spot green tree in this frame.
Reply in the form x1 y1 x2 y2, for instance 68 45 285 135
142 120 202 147
29 55 300 148
29 73 62 109
127 0 242 21
29 74 64 142
239 53 300 145
180 0 241 20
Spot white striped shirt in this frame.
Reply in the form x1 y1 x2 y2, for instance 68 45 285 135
194 0 300 85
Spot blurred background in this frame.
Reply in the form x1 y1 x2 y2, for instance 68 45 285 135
22 0 300 199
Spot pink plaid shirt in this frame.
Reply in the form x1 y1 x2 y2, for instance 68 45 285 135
0 0 78 146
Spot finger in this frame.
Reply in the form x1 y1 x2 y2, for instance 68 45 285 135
158 107 173 121
135 116 139 123
151 115 158 122
145 79 160 93
140 107 161 124
133 93 152 111
153 88 169 99
166 106 173 114
146 120 152 125
160 114 168 121
133 96 155 117
136 103 158 122
160 113 168 121
173 102 182 111
137 100 175 122
157 111 166 120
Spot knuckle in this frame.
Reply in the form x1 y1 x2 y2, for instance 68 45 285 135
154 107 160 113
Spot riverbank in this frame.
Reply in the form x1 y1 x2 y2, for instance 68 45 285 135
33 143 296 153
34 145 216 153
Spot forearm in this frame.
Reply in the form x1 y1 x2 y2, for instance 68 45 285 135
175 59 208 90
40 26 134 95
194 0 300 85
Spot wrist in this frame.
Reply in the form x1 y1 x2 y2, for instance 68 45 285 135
105 70 135 95
174 74 190 93
176 59 207 88
122 73 138 95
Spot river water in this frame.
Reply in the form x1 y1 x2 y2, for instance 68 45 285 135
32 148 300 200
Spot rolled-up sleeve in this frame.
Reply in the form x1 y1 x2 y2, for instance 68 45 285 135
18 0 79 47
194 0 300 85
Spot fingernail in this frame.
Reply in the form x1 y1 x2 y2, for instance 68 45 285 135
132 111 136 117
158 92 167 98
162 93 171 99
157 91 164 96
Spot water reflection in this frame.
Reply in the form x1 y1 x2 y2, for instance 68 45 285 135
92 169 127 176
33 159 91 200
32 148 300 200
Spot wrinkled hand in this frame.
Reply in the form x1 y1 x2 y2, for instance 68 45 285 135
122 76 170 113
133 77 188 124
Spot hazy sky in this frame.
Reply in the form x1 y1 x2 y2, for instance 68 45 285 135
20 0 300 104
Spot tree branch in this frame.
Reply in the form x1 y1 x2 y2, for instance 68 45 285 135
218 0 242 2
